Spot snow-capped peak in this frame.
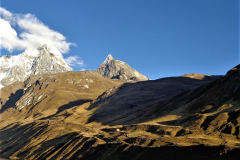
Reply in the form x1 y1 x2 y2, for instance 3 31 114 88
0 44 72 88
100 54 114 68
106 54 113 59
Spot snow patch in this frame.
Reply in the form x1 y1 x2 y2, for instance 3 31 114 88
116 60 125 65
120 61 125 65
0 72 7 81
83 84 89 89
0 83 4 89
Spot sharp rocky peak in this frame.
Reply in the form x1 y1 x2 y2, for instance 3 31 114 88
100 54 114 68
95 54 148 81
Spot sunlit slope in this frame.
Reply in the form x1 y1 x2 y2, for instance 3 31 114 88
0 71 123 127
1 66 240 160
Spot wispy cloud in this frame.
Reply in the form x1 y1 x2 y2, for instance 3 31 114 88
0 7 75 57
64 56 85 67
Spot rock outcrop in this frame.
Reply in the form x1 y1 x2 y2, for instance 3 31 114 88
95 54 148 81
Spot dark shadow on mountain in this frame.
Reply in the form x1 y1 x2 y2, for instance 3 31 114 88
79 143 240 160
1 115 240 160
57 100 92 114
0 123 32 157
87 75 223 126
3 123 239 160
0 89 24 113
40 99 92 120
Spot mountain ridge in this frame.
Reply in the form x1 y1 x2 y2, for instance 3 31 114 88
1 44 240 159
1 64 240 160
0 51 149 89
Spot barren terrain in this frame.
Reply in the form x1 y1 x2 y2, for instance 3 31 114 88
0 66 240 160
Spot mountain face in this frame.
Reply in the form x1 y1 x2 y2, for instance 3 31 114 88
95 54 148 81
1 48 240 159
0 52 147 89
87 75 222 125
0 65 232 160
0 45 71 88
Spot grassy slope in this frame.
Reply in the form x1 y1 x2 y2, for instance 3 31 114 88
0 67 240 159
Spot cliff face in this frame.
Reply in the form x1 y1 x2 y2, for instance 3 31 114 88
95 54 148 81
0 45 71 87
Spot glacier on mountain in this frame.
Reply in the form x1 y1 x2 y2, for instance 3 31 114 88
0 44 72 88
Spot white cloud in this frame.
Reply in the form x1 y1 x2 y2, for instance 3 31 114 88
0 8 13 21
64 56 85 67
0 7 75 57
0 18 25 51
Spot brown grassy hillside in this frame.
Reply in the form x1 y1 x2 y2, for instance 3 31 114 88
1 66 240 160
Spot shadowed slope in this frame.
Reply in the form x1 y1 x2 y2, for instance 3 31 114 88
1 65 240 160
87 75 222 125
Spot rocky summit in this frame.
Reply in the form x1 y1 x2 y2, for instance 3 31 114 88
95 54 148 81
0 50 240 159
0 44 71 88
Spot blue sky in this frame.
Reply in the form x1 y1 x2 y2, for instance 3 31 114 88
1 0 239 80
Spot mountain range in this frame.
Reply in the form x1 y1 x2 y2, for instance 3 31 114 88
0 46 147 89
0 46 240 160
